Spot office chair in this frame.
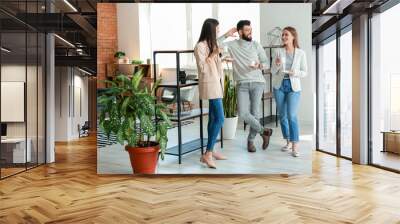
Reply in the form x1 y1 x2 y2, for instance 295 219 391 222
78 121 90 138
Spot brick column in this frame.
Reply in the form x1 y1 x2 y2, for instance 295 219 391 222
97 3 118 88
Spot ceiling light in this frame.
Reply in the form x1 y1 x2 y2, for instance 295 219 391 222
54 34 75 48
63 0 78 12
323 0 343 14
78 67 93 76
322 0 355 15
1 47 11 53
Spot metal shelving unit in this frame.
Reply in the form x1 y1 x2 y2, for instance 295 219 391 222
262 45 282 127
153 50 223 164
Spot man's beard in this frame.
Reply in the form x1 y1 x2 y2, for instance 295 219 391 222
241 34 252 41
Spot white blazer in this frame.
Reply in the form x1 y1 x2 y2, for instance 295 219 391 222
271 48 307 92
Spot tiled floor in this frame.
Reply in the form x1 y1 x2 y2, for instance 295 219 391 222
98 118 313 174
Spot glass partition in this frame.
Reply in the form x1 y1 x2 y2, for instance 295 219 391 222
0 1 46 179
1 31 28 177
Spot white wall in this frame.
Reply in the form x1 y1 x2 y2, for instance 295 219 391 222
71 74 89 138
55 67 69 141
46 33 55 163
260 3 314 128
1 65 27 139
55 67 89 141
1 64 46 164
1 65 39 136
117 3 141 59
138 4 152 62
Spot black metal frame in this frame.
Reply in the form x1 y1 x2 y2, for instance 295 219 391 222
367 10 373 166
0 1 47 180
153 50 223 164
264 46 280 127
315 44 319 151
336 27 341 158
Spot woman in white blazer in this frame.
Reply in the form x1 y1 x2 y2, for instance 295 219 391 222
271 26 308 157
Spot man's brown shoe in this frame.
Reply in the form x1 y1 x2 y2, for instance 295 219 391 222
261 128 273 150
248 141 256 153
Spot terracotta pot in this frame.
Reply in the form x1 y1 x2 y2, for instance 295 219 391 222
123 57 130 64
125 142 159 174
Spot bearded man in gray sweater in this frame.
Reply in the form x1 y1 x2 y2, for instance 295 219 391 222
218 20 273 152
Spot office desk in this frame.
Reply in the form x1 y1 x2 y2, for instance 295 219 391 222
1 138 31 163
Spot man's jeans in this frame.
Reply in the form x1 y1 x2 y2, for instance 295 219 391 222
273 79 300 142
237 82 265 142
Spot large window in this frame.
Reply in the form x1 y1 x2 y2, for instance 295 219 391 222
317 37 337 154
149 4 188 68
317 28 353 159
340 29 352 158
140 3 260 69
217 3 260 42
371 4 400 171
191 3 213 46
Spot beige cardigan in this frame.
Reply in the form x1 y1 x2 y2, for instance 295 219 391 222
194 41 224 100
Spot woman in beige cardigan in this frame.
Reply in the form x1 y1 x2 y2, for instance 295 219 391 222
194 18 230 169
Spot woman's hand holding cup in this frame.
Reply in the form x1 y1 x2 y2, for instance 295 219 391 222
275 57 282 66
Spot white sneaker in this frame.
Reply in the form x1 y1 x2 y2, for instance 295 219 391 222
291 150 299 157
281 145 291 152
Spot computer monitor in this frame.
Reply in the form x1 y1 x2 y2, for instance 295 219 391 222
1 123 7 137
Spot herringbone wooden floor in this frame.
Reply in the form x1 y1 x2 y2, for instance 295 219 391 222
1 135 400 224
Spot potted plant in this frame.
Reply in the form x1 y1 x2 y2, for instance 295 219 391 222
98 70 171 174
222 69 238 139
114 51 127 64
131 59 144 65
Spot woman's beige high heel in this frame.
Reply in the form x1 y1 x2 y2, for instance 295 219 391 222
212 151 227 160
200 155 217 169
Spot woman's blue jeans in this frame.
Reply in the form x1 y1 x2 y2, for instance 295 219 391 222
274 79 300 142
207 98 224 151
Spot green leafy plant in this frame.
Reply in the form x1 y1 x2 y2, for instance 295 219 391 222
131 59 144 65
114 51 126 59
223 69 237 118
98 69 171 160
